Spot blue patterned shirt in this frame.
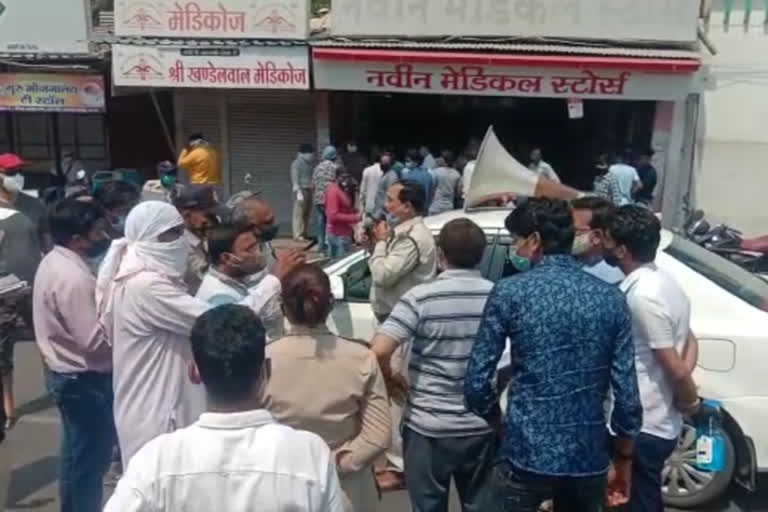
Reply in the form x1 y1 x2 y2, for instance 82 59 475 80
465 255 642 477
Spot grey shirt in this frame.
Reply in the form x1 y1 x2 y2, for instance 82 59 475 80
379 269 494 437
429 166 461 215
0 206 42 284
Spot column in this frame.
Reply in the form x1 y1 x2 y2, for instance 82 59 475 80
661 94 700 231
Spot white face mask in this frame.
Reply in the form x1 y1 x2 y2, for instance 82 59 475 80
133 236 190 278
2 174 24 193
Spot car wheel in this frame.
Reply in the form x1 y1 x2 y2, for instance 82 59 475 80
662 423 735 509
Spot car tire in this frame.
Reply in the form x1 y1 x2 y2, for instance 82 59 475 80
662 423 736 509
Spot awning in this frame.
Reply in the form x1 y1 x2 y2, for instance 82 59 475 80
312 47 701 73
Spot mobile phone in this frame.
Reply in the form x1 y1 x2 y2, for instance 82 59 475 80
304 239 319 252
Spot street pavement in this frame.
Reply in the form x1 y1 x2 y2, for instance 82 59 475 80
3 339 768 512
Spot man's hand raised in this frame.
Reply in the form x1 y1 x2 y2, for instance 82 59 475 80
271 250 306 280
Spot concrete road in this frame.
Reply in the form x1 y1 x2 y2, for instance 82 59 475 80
4 339 767 512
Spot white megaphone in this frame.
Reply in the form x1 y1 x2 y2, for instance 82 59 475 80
465 126 584 209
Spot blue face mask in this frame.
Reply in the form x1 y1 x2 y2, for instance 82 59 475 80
508 245 532 273
386 213 400 227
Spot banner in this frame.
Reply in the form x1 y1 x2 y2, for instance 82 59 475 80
115 0 309 39
0 74 106 113
113 44 309 90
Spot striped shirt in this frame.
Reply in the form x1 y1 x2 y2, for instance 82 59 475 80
378 268 493 438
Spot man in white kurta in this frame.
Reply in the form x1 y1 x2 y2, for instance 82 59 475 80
96 201 283 467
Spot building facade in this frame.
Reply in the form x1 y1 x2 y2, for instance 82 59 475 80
0 0 108 188
311 0 709 229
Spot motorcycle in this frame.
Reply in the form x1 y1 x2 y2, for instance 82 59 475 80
683 209 768 274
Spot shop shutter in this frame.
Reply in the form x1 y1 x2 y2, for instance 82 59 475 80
226 90 315 229
178 91 222 148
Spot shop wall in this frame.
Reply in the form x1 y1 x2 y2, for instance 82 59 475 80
108 91 175 181
698 6 768 235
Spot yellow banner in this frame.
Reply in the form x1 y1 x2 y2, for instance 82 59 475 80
0 73 105 113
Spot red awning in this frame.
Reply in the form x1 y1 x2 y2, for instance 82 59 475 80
312 47 701 73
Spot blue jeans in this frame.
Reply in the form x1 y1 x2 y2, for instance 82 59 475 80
626 432 678 512
327 234 352 260
315 205 328 255
482 462 605 512
45 368 115 512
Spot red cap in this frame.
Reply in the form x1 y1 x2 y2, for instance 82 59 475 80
0 154 24 173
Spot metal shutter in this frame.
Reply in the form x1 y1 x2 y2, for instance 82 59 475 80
226 90 315 229
177 92 221 147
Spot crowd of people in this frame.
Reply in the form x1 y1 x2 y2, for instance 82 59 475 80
290 140 659 261
0 132 696 512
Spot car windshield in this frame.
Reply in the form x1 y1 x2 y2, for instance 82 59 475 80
664 234 768 311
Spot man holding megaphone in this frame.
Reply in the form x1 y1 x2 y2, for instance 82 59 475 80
465 127 585 209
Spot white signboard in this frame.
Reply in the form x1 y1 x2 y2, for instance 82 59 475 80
313 59 700 101
332 0 699 43
113 44 309 90
0 0 89 54
115 0 309 39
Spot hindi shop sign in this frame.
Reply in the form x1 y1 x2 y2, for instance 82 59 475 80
332 0 699 44
112 44 310 90
115 0 309 39
0 74 106 113
312 60 696 101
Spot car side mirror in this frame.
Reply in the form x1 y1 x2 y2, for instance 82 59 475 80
329 275 345 301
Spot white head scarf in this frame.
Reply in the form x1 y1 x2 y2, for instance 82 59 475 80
96 201 189 339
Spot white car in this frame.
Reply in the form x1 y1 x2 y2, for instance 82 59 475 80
325 207 768 509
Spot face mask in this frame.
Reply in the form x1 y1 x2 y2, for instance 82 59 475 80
86 238 112 258
508 245 532 273
301 152 314 162
386 213 400 227
2 173 24 193
347 145 357 153
405 161 417 169
571 233 592 256
112 215 127 234
231 250 267 276
161 237 191 275
161 174 177 189
603 249 622 268
258 224 279 242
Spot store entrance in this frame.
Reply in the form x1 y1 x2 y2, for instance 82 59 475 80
332 92 656 191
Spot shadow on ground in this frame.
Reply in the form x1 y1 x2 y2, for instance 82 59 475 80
7 456 57 509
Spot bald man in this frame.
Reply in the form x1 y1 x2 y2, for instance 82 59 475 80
229 195 281 285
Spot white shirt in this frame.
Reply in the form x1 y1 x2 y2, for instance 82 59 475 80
104 409 348 512
111 271 282 467
359 163 383 215
462 160 476 199
621 264 691 440
528 160 561 183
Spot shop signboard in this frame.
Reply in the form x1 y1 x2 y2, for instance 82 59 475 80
113 44 310 90
332 0 699 44
0 0 90 54
115 0 310 39
313 59 703 101
0 73 106 113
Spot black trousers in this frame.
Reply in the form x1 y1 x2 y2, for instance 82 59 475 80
482 461 606 512
403 426 495 512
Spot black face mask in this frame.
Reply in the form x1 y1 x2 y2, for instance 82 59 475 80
603 249 621 268
86 238 111 258
258 224 279 242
